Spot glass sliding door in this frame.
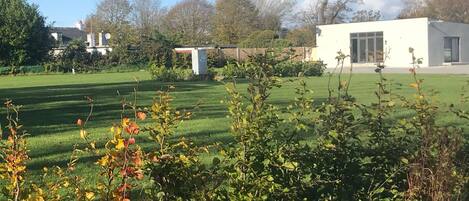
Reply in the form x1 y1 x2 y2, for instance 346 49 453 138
376 37 384 61
351 38 358 63
444 37 460 63
350 32 384 63
359 39 366 63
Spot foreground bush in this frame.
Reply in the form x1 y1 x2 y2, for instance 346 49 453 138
0 51 467 200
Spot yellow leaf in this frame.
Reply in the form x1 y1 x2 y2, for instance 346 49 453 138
80 129 87 139
85 192 95 200
97 155 109 167
340 80 348 87
111 126 122 135
122 118 130 127
179 155 190 164
90 142 96 149
115 139 125 150
409 83 419 89
324 143 336 149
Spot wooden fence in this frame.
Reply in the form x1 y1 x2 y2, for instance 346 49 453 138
207 47 316 62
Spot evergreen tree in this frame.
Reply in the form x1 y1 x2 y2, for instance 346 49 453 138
0 0 52 66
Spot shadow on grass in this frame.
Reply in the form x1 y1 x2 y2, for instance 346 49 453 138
0 80 229 136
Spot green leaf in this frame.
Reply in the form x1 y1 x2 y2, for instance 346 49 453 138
401 158 409 164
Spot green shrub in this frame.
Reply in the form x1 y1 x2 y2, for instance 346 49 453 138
221 60 326 79
0 67 11 75
273 61 326 77
150 64 188 82
221 62 248 79
150 63 219 82
0 65 46 75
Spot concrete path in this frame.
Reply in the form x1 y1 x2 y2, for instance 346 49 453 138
326 65 469 74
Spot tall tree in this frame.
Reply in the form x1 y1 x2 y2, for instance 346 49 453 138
92 0 132 33
250 0 296 31
351 9 382 22
163 0 214 45
399 0 469 24
398 0 429 19
0 0 52 67
213 0 260 44
296 0 361 26
131 0 165 35
292 0 361 47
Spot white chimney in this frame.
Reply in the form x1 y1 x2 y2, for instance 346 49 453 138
87 33 96 47
99 32 104 47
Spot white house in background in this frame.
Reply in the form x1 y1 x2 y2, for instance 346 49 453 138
50 21 112 55
316 18 469 68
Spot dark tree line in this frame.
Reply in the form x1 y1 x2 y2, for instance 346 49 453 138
2 0 467 68
0 0 52 67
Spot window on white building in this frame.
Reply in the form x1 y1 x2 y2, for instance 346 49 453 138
350 32 384 63
444 37 460 63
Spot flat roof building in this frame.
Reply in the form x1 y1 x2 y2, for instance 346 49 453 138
316 18 469 68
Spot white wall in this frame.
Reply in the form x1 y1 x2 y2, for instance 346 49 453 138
428 21 469 66
317 18 430 68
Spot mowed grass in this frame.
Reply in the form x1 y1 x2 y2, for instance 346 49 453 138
0 71 468 179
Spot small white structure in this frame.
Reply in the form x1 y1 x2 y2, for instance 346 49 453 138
175 47 213 75
316 18 469 68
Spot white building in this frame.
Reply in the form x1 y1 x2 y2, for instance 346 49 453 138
50 26 112 56
316 18 469 68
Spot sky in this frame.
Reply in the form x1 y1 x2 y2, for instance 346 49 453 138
28 0 405 27
27 0 181 27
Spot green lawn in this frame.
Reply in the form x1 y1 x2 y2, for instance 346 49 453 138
0 71 468 178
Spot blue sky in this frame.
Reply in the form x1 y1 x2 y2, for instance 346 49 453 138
28 0 404 27
27 0 181 27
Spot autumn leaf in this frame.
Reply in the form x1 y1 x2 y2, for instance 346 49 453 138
409 83 419 89
125 122 140 135
85 192 95 200
122 117 130 127
116 139 125 150
128 138 136 145
137 111 147 120
97 155 109 166
76 118 84 127
111 126 122 136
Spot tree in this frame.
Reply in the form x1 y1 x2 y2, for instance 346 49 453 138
398 0 427 19
131 0 165 35
0 0 52 67
86 0 138 65
286 27 316 47
295 0 362 26
60 40 90 72
213 0 260 44
250 0 296 31
241 30 277 47
136 31 176 67
162 0 214 45
351 9 381 22
292 0 361 47
399 0 469 24
94 0 132 32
